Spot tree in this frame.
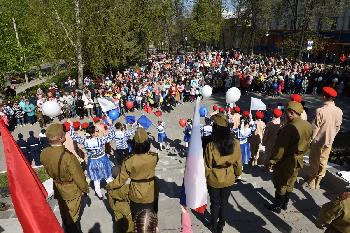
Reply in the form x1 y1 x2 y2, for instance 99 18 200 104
190 0 223 49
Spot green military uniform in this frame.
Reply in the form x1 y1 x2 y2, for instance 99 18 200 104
267 101 312 213
204 139 242 188
205 113 243 233
107 184 133 233
316 193 350 233
106 128 159 219
40 124 89 231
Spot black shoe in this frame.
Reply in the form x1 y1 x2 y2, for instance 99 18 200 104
265 203 281 213
281 193 290 210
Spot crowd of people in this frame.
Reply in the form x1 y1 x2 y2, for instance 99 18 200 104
1 50 350 131
2 50 350 233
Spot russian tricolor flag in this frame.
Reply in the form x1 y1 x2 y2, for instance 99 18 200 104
182 97 208 213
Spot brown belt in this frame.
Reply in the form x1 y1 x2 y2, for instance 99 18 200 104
131 177 155 183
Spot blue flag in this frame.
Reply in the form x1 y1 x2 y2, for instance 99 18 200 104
126 116 136 124
137 115 152 129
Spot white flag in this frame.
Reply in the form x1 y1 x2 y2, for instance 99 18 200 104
250 97 266 111
98 97 118 113
184 97 208 211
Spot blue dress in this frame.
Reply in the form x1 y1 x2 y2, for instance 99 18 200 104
234 123 256 165
70 126 115 181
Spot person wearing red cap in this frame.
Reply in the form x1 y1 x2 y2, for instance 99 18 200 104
229 106 241 129
63 122 85 161
250 111 266 166
261 109 282 165
242 111 250 118
93 117 100 123
219 107 225 114
305 87 343 190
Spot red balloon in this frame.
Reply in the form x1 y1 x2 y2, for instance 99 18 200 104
126 101 134 110
179 118 187 128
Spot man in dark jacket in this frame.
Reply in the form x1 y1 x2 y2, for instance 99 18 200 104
27 131 41 166
17 133 31 163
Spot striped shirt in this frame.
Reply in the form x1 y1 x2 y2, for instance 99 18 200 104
114 130 133 150
70 125 115 158
234 122 256 144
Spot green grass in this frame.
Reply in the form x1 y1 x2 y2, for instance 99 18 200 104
0 167 50 189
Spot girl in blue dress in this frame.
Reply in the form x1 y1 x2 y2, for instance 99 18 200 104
155 121 169 150
70 119 115 199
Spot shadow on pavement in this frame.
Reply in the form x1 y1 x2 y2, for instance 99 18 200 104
157 178 181 199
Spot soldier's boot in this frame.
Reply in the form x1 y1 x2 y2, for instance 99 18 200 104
303 178 316 189
281 192 290 210
315 177 322 190
265 193 284 214
217 220 225 233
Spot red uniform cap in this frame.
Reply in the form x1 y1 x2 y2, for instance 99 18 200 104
73 121 80 130
234 106 241 113
219 107 225 113
273 108 283 118
290 94 302 103
81 122 89 129
93 117 100 123
63 122 70 132
213 105 218 111
322 86 337 98
242 111 250 117
256 111 264 119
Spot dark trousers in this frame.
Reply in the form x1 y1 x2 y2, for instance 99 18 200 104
130 200 158 220
30 151 41 166
208 185 232 233
113 149 129 166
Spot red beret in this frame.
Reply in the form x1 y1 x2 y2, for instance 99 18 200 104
242 111 250 117
213 105 218 111
234 106 241 113
219 107 225 113
322 86 337 97
290 94 302 103
256 111 264 119
93 117 100 123
81 122 89 129
63 122 70 132
273 108 283 118
73 121 80 130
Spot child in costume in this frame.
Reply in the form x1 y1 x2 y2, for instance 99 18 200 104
183 119 192 148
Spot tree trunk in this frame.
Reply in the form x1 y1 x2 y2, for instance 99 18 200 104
74 0 83 89
12 17 28 83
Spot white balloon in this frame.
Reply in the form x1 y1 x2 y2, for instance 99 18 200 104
333 78 338 83
42 100 61 118
318 77 323 81
226 87 241 104
202 85 212 98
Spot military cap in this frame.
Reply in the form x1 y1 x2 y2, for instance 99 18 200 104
46 123 64 139
93 117 100 123
273 108 283 118
81 122 89 129
242 111 250 117
233 106 241 113
290 94 302 103
256 111 264 119
219 107 225 113
286 101 303 114
212 105 218 111
63 122 71 132
134 127 148 143
73 121 80 130
212 113 228 127
322 86 337 98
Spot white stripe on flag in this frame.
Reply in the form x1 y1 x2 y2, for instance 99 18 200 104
98 97 118 113
184 97 208 210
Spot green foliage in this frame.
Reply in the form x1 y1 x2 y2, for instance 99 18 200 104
0 167 50 189
190 0 222 46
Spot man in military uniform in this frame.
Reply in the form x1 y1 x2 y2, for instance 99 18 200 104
305 87 343 190
265 101 312 213
41 124 89 233
17 133 30 163
27 131 41 166
316 192 350 233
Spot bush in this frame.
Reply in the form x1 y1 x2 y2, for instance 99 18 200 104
0 167 50 189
